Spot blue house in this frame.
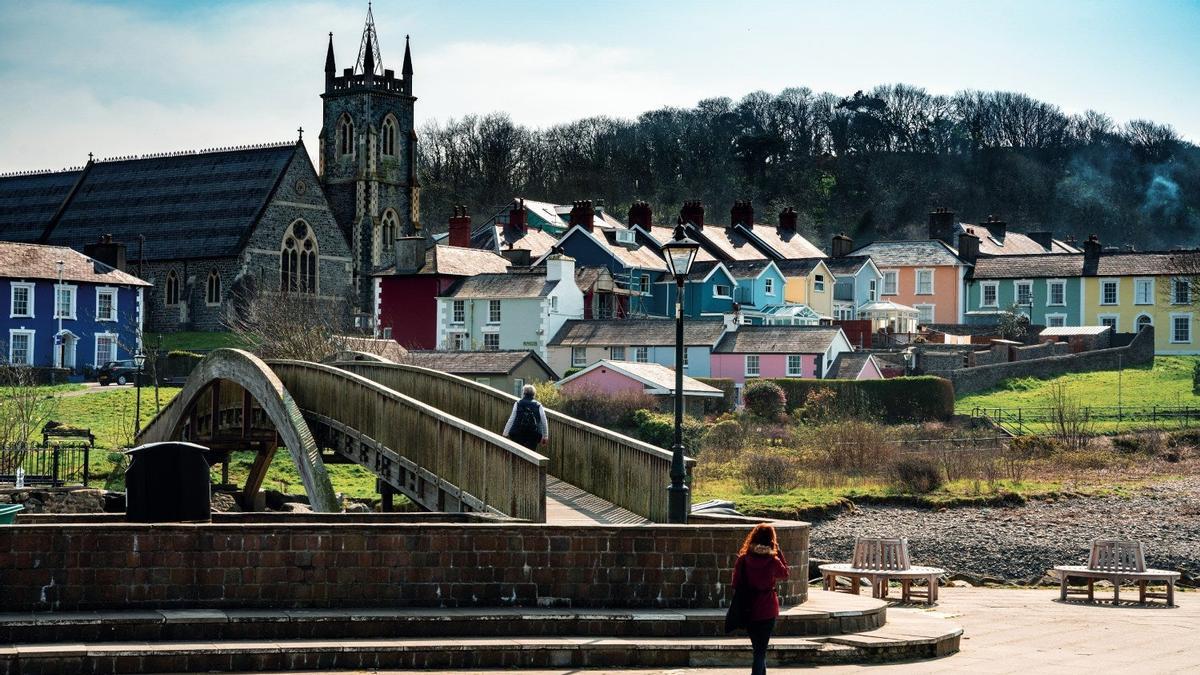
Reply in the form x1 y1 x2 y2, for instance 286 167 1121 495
660 261 738 319
1 242 150 372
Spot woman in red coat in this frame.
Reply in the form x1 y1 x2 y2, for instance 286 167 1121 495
731 523 790 675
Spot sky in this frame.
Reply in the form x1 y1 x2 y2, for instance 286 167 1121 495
1 0 1199 173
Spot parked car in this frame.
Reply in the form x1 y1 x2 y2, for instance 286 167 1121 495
97 360 140 386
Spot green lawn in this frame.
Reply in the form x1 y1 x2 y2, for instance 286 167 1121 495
145 331 247 353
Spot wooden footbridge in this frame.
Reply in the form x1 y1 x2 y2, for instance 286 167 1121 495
136 349 693 523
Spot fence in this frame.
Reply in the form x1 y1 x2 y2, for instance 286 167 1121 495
972 405 1200 435
0 445 91 487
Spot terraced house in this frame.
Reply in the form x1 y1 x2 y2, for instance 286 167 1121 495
851 239 968 325
965 254 1085 327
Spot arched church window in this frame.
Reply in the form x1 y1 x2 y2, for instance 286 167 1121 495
337 115 354 156
165 271 179 306
281 220 319 294
206 270 222 305
382 115 398 156
381 210 398 246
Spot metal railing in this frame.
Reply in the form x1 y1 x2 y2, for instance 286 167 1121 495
0 445 91 487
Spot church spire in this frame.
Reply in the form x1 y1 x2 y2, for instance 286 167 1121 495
355 1 383 76
402 35 413 77
324 32 336 75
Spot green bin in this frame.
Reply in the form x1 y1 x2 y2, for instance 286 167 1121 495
0 504 24 524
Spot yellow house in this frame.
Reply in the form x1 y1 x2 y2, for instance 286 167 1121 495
776 258 834 319
1081 247 1200 354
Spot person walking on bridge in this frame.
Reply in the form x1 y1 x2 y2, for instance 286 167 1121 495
503 384 549 450
730 523 790 675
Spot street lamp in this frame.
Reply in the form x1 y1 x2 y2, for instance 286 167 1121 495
55 260 64 374
134 351 146 435
661 224 700 524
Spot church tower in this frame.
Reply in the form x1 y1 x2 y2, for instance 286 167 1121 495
319 3 419 315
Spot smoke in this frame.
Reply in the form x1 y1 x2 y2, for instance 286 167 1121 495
1142 172 1182 217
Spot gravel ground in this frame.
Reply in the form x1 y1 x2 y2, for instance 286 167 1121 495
809 477 1200 583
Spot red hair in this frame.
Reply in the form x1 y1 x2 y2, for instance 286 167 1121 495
738 523 778 556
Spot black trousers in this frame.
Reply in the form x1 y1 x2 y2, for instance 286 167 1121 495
747 617 776 675
510 429 542 450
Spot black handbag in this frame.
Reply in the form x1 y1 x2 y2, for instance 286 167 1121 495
724 557 753 633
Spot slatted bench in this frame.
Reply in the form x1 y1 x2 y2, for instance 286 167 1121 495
1055 540 1180 607
819 537 944 605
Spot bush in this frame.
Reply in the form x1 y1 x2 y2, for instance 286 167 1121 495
809 420 893 476
532 381 562 409
744 380 787 419
702 418 745 455
889 455 945 493
741 451 801 493
557 386 658 428
631 409 704 450
695 377 737 415
1008 435 1063 459
797 386 875 423
769 376 954 423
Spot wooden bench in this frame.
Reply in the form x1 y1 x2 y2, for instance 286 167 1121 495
819 537 945 604
1055 540 1180 607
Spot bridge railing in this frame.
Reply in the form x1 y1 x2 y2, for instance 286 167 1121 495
335 361 694 522
271 361 547 522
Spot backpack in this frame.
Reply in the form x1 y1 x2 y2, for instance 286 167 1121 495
512 399 541 436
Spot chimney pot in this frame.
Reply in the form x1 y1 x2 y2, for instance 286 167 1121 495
831 233 854 258
731 199 754 228
627 200 653 229
569 200 595 232
448 205 472 248
508 198 528 234
680 200 705 229
778 207 798 232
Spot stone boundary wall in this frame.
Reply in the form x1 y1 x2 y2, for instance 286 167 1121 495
1011 342 1059 361
932 327 1155 395
0 519 809 612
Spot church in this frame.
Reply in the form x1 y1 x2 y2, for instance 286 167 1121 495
0 6 419 333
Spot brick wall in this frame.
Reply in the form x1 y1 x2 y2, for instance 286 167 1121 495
0 519 809 612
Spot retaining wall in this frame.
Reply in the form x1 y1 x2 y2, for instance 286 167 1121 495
0 517 809 612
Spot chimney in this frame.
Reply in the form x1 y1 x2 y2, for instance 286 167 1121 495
501 248 531 267
958 232 980 264
680 200 705 229
447 205 472 248
831 233 854 258
83 234 127 272
569 200 595 232
778 207 798 232
928 207 955 246
730 200 754 228
1083 234 1102 275
507 198 528 235
545 252 575 283
627 200 652 229
1028 231 1054 251
394 236 426 274
984 215 1007 242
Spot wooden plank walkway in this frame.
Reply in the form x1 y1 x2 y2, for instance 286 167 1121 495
544 477 650 525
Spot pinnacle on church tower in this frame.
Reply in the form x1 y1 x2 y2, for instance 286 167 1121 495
402 35 413 77
355 1 383 76
324 32 336 75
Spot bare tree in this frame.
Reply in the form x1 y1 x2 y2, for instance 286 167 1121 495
1045 382 1094 451
0 360 59 471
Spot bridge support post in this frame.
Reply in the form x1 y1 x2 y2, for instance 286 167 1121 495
242 441 278 511
379 479 394 512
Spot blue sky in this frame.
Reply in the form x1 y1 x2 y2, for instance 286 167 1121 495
2 0 1198 172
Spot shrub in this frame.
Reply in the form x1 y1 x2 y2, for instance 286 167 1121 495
797 386 875 423
807 420 894 476
889 455 945 493
1008 435 1063 459
695 377 737 415
702 418 745 455
532 381 562 409
557 386 657 428
631 409 704 450
741 451 801 493
769 377 954 422
744 380 786 419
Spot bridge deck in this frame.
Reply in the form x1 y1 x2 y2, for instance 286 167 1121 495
545 477 650 525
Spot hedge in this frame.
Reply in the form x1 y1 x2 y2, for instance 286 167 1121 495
694 377 737 415
766 376 955 422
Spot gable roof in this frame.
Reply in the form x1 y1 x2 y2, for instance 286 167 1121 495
550 318 728 347
373 245 511 277
558 359 722 397
402 349 556 377
958 224 1079 255
549 226 667 272
851 240 964 267
641 225 719 262
773 258 826 277
0 241 150 286
0 169 84 243
1091 250 1200 277
826 352 881 380
970 253 1084 280
737 224 826 259
335 336 410 362
822 255 876 277
714 326 844 354
690 225 771 261
471 222 560 260
722 259 780 280
444 270 560 299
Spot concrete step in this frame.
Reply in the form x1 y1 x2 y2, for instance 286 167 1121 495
0 590 886 644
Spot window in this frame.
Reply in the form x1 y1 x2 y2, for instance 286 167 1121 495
868 279 877 302
1015 281 1033 306
549 296 558 312
488 300 502 324
1136 314 1153 332
95 333 118 365
882 270 898 295
981 282 998 308
1172 313 1192 343
1100 279 1118 305
450 332 467 350
165 271 179 306
610 346 625 361
1046 313 1067 328
382 115 398 156
641 274 651 294
916 267 936 294
512 378 525 397
452 300 465 324
713 284 732 299
786 355 803 377
205 271 221 306
483 333 500 351
9 282 33 318
280 220 318 294
55 284 76 319
337 114 354 156
377 210 399 264
915 304 935 325
1134 278 1154 305
634 346 649 363
1099 315 1118 331
1174 279 1191 305
571 347 587 367
812 275 823 293
8 329 33 366
95 287 117 321
1048 280 1066 306
765 277 776 295
744 354 760 377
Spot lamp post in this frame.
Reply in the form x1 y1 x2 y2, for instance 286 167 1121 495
661 224 700 524
134 351 146 435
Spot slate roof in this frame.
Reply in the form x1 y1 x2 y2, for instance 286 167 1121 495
714 326 844 354
0 169 83 243
692 225 770 261
550 319 728 347
1092 251 1200 277
722 259 775 279
574 266 609 292
445 270 559 299
560 360 722 396
959 224 1079 255
335 336 410 362
822 255 873 276
473 223 560 260
970 253 1084 279
852 240 964 267
826 352 879 380
0 241 150 286
643 225 719 262
373 245 511 277
773 258 825 277
402 349 555 376
741 225 826 259
0 144 302 261
594 228 668 271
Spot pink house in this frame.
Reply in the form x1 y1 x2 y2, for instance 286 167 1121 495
556 360 723 414
710 326 854 385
